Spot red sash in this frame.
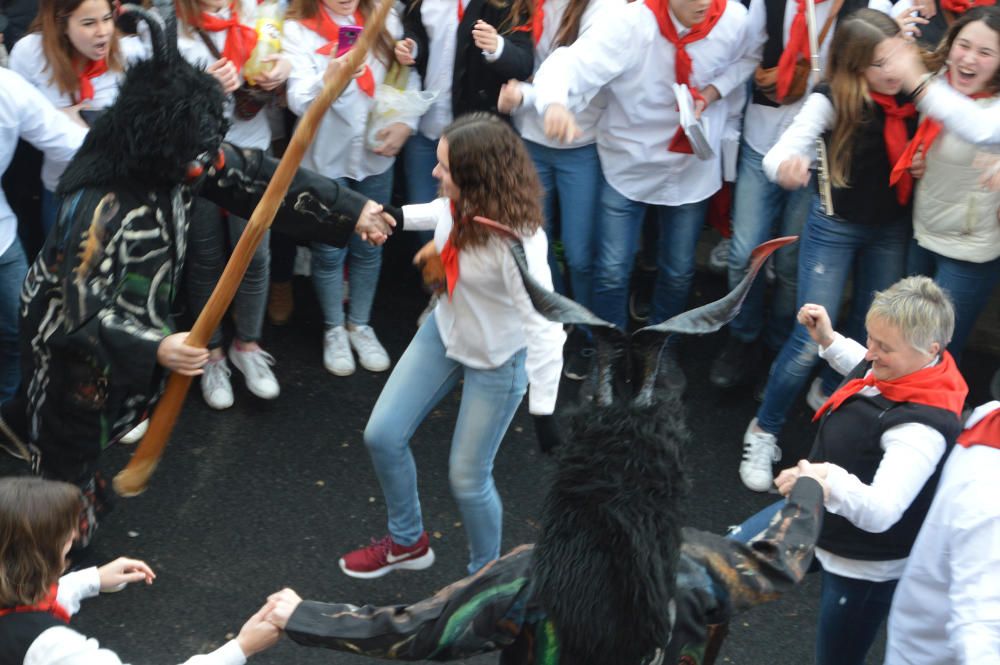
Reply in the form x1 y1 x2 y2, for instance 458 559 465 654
958 405 1000 450
0 585 71 624
775 0 828 102
869 92 918 205
76 58 108 103
941 0 996 13
200 5 259 71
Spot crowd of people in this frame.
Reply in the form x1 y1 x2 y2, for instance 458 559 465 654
1 0 999 659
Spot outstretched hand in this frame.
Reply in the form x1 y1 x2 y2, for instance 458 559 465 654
797 304 835 349
237 600 282 658
264 588 303 630
97 557 156 591
355 200 395 245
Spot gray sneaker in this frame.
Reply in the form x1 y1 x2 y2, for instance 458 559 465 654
348 325 391 372
201 357 234 410
229 345 280 400
323 326 355 376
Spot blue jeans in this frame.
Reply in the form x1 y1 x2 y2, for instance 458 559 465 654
727 499 783 543
41 188 60 238
816 570 898 665
593 181 710 330
0 239 28 403
756 198 909 436
312 169 392 328
907 241 1000 361
402 133 439 243
525 140 602 309
728 142 811 349
364 312 528 574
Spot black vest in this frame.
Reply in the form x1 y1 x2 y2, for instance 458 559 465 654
0 611 64 665
808 360 961 560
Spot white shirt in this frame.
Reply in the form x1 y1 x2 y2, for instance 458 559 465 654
530 0 759 205
885 401 1000 665
8 33 146 191
0 68 86 256
918 80 1000 149
814 333 947 582
761 90 833 179
284 5 419 181
403 198 565 414
513 0 621 148
177 0 273 151
24 567 247 665
416 0 468 140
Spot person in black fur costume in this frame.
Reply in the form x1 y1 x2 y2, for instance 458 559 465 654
0 4 398 549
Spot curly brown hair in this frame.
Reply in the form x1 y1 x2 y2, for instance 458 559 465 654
443 113 543 250
0 478 80 607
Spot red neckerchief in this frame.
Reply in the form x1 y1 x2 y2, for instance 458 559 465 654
439 202 520 300
301 7 375 96
644 0 727 153
868 91 918 205
532 0 544 46
891 77 993 187
0 585 71 624
813 350 968 422
958 404 1000 450
76 57 108 103
775 0 828 102
200 4 259 71
941 0 996 13
457 0 465 22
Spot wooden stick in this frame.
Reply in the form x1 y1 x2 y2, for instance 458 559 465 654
114 0 394 496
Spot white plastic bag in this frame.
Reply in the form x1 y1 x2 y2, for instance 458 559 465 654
366 84 438 151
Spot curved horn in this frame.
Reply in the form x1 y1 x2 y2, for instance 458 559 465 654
118 4 170 62
152 0 178 56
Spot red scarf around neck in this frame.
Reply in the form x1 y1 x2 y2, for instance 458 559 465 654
941 0 996 13
507 0 543 46
439 202 520 300
76 57 108 103
813 350 968 422
891 78 993 188
0 585 71 624
958 404 1000 450
868 91 917 205
300 6 375 96
775 0 828 102
199 3 259 71
644 0 728 153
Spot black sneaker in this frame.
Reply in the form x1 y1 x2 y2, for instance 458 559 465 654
563 346 595 381
709 336 759 389
656 348 687 397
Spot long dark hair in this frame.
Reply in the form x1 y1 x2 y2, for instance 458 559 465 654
927 6 1000 94
550 0 592 47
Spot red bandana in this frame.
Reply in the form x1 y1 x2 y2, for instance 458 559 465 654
813 350 968 422
891 79 992 189
958 404 1000 450
868 91 918 205
508 0 544 46
301 7 375 96
200 4 259 71
0 585 71 624
439 200 463 300
644 0 727 153
941 0 996 13
775 0 828 102
76 57 108 103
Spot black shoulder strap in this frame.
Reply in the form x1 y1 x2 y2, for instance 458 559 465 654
196 28 223 60
0 612 65 665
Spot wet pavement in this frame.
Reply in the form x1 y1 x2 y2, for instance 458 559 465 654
2 247 995 665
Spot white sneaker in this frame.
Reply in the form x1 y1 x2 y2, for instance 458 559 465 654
120 419 148 444
229 344 280 399
323 326 355 376
708 238 731 275
201 357 234 410
806 377 830 413
740 418 781 492
348 325 391 372
417 293 440 327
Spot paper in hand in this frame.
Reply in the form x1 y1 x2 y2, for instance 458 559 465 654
672 83 714 161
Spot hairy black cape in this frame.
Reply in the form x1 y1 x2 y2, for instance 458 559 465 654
58 56 228 195
533 396 691 665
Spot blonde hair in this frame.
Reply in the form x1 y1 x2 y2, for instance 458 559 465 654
866 276 955 354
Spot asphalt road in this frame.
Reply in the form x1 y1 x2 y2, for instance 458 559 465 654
2 245 995 665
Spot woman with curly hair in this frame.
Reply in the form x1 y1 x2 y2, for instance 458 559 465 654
339 113 566 579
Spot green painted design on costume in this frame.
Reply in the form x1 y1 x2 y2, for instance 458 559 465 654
538 619 559 665
431 580 527 656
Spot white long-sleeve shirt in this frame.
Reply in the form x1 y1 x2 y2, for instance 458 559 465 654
24 568 247 665
885 401 1000 665
917 80 1000 149
284 4 420 181
177 0 273 151
760 90 833 180
403 198 565 414
0 68 86 256
530 0 759 206
814 333 946 582
8 33 146 191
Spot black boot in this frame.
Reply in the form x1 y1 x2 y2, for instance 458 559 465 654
709 335 759 389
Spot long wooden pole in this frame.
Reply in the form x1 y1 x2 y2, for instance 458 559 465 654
113 0 394 496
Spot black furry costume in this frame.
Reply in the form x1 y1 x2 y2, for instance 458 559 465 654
0 10 387 545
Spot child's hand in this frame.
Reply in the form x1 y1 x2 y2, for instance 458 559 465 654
373 122 413 157
207 58 240 93
97 557 156 591
157 332 210 376
497 79 523 114
472 20 499 53
797 304 835 348
543 104 582 144
775 155 811 190
395 38 416 66
909 146 926 179
253 55 291 90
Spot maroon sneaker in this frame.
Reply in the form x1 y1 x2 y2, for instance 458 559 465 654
339 532 435 579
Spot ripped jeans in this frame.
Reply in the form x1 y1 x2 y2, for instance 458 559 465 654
755 196 909 436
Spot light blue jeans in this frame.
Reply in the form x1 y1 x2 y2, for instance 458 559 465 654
755 197 909 435
0 239 28 403
364 312 528 574
728 142 811 350
311 168 392 328
592 181 710 330
524 140 602 309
